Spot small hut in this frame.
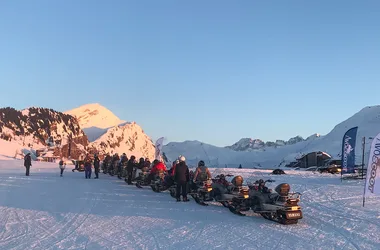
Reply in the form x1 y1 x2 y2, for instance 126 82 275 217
295 151 331 168
41 151 60 163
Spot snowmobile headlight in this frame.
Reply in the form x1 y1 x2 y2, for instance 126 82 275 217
290 206 300 211
207 187 212 192
243 194 249 198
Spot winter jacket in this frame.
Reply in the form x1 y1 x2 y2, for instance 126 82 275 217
24 154 32 167
170 163 177 176
150 162 167 175
174 161 189 183
84 156 92 170
84 161 92 171
94 156 100 169
144 161 151 169
194 166 212 182
127 159 137 172
104 155 111 163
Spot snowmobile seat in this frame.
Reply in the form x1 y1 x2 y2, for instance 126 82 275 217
231 176 244 187
275 183 290 196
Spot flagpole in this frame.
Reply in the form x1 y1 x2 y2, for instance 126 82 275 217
361 137 365 179
363 178 366 207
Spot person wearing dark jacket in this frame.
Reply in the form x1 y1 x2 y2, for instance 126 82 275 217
84 154 92 179
126 155 137 184
24 153 32 176
93 154 100 179
174 155 189 202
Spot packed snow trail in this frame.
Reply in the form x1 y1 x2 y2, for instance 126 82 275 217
0 160 380 249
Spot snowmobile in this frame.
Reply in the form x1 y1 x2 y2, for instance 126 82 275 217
168 183 177 198
135 169 151 188
149 170 167 192
188 179 213 206
117 162 127 179
211 174 251 215
248 179 303 225
71 160 85 172
101 161 108 174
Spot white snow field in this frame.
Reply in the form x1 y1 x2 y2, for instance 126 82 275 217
0 160 380 250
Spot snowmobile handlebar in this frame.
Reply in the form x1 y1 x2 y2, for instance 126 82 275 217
247 179 275 186
214 174 234 178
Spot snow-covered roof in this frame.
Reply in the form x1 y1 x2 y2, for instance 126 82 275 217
41 151 59 158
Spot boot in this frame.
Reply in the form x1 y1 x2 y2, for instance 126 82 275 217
183 197 189 202
176 197 181 202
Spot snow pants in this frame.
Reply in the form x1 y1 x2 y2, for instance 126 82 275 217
25 166 30 176
94 167 99 178
85 168 92 179
176 181 188 199
126 170 133 184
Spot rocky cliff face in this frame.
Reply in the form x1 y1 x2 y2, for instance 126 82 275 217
0 107 89 159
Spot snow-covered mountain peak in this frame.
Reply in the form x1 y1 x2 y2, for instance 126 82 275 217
88 121 154 159
65 103 125 129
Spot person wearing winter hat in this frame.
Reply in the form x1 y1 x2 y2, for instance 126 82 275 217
59 158 66 177
174 155 189 202
93 153 100 179
24 153 32 176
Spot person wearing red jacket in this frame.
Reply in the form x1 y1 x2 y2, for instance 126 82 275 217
167 160 177 176
150 161 167 175
147 160 166 183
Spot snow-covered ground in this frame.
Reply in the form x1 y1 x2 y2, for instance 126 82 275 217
0 160 379 249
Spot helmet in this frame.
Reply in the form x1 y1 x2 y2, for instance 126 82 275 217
178 155 185 162
153 159 160 165
220 174 225 180
175 159 179 164
198 160 205 167
145 158 149 161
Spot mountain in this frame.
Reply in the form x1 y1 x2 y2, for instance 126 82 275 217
0 104 154 161
65 104 155 159
65 103 125 129
88 122 155 160
163 105 380 168
0 107 88 159
226 135 308 151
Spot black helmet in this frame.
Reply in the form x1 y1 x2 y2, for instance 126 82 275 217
198 160 205 167
220 174 225 179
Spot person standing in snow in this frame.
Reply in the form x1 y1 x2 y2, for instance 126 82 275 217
93 153 100 179
59 159 66 177
126 155 137 184
84 154 92 179
174 155 190 202
24 153 32 176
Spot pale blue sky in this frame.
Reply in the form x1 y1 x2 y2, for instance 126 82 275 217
1 0 380 146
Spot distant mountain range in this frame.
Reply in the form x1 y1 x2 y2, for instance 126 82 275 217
225 134 321 151
1 103 378 169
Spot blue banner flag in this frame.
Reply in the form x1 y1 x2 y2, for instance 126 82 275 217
341 127 358 174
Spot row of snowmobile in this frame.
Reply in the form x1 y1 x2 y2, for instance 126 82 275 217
101 161 303 225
